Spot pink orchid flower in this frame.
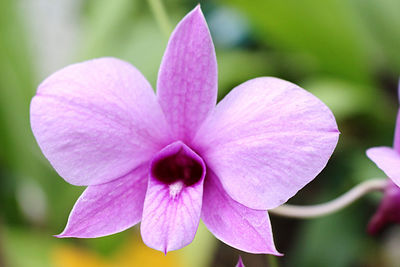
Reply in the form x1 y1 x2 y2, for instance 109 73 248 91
30 6 339 254
367 81 400 234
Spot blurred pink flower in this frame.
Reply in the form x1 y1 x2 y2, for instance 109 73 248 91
367 180 400 234
30 6 338 254
367 81 400 234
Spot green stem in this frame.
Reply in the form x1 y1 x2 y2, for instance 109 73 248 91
147 0 172 38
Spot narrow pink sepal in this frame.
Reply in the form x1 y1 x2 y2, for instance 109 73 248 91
201 171 282 255
367 147 400 187
56 165 148 238
194 77 339 210
157 6 217 142
141 142 206 253
235 256 245 267
31 57 170 186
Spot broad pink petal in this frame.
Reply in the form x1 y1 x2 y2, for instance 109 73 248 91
367 147 400 186
157 6 217 142
368 180 400 235
56 165 148 238
235 256 245 267
194 77 339 210
141 142 206 253
30 57 170 186
201 171 282 255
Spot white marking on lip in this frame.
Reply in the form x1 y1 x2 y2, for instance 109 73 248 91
169 180 184 199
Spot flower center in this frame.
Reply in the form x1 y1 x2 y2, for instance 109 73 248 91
150 141 205 187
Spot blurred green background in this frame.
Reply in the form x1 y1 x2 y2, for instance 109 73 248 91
0 0 400 266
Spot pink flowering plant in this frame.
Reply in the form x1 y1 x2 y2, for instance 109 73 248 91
30 6 340 254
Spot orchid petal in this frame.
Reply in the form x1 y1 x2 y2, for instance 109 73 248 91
141 142 206 253
30 57 169 186
194 77 339 209
141 178 204 253
201 171 282 255
56 165 148 238
367 147 400 186
157 6 217 142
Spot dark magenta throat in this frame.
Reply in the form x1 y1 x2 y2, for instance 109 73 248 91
150 141 206 186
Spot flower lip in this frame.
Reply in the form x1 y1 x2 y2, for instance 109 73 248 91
150 141 206 187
